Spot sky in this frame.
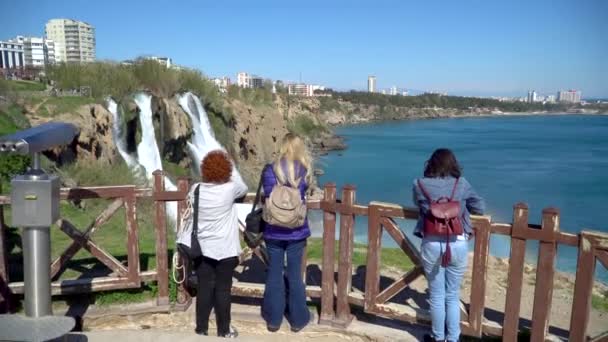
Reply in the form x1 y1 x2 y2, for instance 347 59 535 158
2 0 607 98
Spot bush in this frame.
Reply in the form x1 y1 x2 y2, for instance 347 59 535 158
288 115 328 138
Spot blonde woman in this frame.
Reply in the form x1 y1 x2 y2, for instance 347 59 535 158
261 133 313 332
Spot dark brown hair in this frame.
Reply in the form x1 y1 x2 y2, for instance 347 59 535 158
201 150 232 184
424 148 462 178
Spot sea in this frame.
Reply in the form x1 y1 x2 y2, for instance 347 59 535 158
311 114 608 282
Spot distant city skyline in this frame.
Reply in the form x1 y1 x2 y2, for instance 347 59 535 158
1 0 606 98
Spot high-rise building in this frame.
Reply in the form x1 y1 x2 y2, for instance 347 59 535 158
390 86 398 96
10 36 55 68
527 90 538 103
236 72 264 88
0 39 24 70
45 19 95 63
368 76 376 93
557 90 582 103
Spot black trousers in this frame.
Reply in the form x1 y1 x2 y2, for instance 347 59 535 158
195 255 239 335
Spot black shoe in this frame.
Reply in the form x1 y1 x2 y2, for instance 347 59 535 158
218 325 238 338
267 324 280 332
194 328 208 336
423 334 437 342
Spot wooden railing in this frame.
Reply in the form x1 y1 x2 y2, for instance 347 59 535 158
1 174 607 342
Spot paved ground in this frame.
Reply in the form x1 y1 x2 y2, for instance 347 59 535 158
60 301 426 342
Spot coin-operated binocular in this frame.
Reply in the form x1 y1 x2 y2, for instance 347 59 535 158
0 122 78 342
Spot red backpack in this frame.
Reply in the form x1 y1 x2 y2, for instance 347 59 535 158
417 178 463 267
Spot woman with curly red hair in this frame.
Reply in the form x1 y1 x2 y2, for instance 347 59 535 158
192 149 247 338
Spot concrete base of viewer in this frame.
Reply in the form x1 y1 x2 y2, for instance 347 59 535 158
56 301 426 342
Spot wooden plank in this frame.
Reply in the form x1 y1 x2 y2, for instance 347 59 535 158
335 185 356 327
125 189 141 285
231 283 322 299
556 232 579 247
502 203 528 342
319 201 368 216
589 331 608 342
61 186 137 200
375 266 423 305
0 193 11 313
51 198 125 279
54 219 129 279
364 203 382 312
381 217 422 266
597 250 608 270
368 201 419 220
152 171 169 305
319 183 337 325
582 230 608 251
568 234 596 342
530 208 560 342
371 302 431 325
8 277 138 296
468 217 491 337
490 223 512 236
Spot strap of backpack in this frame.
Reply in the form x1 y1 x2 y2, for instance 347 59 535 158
251 165 268 213
417 179 432 202
192 184 201 235
449 178 459 201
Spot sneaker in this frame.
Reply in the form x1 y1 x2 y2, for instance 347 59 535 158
267 324 280 332
219 325 238 338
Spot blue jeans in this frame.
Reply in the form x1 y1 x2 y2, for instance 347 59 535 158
421 238 468 341
262 238 310 329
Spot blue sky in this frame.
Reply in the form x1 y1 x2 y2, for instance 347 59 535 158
2 0 607 97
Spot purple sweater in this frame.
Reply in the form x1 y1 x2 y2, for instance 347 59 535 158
262 160 311 241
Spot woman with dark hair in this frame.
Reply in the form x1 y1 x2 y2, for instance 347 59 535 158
193 150 247 338
413 148 485 342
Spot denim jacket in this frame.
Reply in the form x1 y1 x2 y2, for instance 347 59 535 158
412 176 485 238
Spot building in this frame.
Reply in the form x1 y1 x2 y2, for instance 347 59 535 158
368 76 376 93
45 18 95 63
288 83 314 97
10 36 55 68
557 90 581 103
212 76 231 93
0 39 24 70
142 56 172 68
236 72 264 88
545 94 556 103
390 86 398 96
402 90 409 96
527 90 538 103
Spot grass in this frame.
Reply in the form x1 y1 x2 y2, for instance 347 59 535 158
287 115 329 139
2 79 46 92
592 293 608 313
28 96 97 117
306 237 414 272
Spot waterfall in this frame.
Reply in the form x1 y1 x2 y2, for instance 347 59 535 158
107 93 177 225
106 97 138 169
177 92 222 174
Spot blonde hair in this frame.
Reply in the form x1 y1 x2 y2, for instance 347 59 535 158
273 133 313 186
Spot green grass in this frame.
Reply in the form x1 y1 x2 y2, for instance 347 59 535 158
162 159 191 180
3 79 46 92
40 96 97 116
287 115 329 139
306 237 414 272
592 293 608 313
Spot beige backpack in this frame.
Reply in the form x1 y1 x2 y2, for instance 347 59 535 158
263 175 307 229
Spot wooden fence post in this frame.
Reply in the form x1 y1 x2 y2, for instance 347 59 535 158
153 170 169 306
502 203 529 341
467 216 491 337
364 202 382 313
319 183 337 325
568 232 596 342
530 208 559 342
175 177 192 308
0 182 10 313
334 185 356 327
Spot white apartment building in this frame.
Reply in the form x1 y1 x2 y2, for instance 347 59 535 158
288 83 314 97
10 36 55 68
212 76 231 93
0 40 24 70
45 18 95 63
142 56 172 68
558 90 582 103
368 76 376 93
390 86 398 96
236 72 264 88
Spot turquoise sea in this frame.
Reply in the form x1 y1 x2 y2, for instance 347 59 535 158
314 115 608 282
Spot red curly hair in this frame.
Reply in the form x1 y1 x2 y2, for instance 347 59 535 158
201 150 232 184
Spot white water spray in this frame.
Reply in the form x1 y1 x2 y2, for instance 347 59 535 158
177 92 222 173
106 97 138 169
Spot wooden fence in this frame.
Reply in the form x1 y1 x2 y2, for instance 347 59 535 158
1 172 607 341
